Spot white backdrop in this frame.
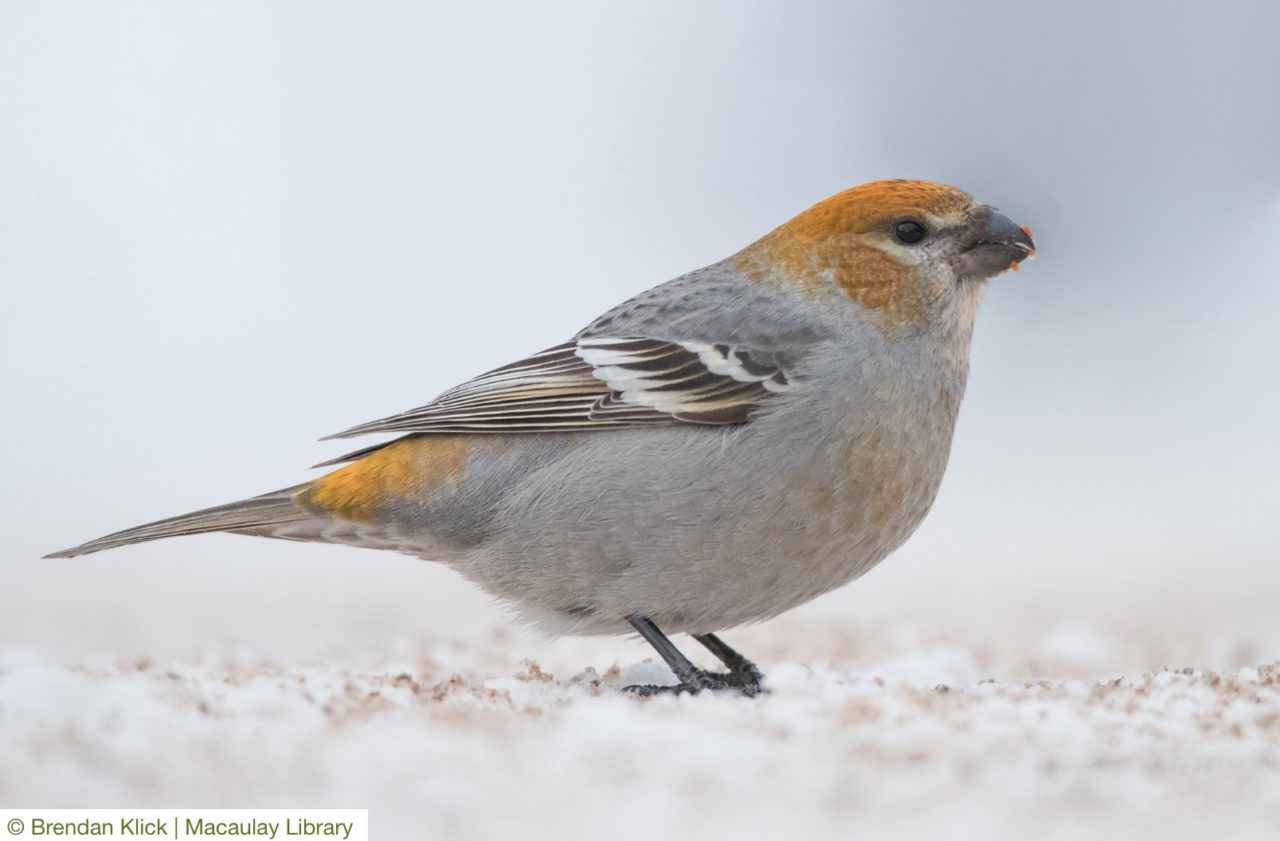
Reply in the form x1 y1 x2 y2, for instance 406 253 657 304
3 1 1278 668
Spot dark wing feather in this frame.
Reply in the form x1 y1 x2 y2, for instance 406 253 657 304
315 337 797 464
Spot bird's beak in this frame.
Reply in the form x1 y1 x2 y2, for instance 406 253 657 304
952 205 1036 281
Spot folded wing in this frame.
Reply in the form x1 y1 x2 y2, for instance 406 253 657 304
318 337 797 462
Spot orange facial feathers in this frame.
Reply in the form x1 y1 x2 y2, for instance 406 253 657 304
732 180 975 328
761 180 974 243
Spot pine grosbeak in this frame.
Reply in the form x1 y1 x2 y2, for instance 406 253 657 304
49 179 1035 696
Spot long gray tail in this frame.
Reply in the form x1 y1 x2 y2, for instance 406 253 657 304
44 485 315 558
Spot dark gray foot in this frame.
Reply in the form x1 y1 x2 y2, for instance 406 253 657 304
694 632 766 691
623 667 764 698
623 617 767 698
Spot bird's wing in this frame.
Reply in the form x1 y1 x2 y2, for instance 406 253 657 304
317 336 800 461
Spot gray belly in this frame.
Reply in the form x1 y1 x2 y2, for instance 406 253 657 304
445 380 960 637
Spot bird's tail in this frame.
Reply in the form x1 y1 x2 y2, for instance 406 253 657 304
44 485 317 558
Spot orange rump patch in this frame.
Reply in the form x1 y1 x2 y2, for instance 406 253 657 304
296 436 473 523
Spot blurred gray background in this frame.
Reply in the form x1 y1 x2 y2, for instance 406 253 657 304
3 1 1278 667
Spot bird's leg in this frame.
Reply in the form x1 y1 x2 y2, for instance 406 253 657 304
623 616 765 697
693 632 765 694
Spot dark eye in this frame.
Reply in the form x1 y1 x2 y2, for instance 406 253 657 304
895 220 926 244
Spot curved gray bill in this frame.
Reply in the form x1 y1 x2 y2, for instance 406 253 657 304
952 206 1035 281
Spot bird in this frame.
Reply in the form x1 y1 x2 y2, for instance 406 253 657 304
47 179 1035 697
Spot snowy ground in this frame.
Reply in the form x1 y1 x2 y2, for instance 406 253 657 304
4 609 1280 840
6 511 1280 841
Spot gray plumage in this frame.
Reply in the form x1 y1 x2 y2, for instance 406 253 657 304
46 180 1036 686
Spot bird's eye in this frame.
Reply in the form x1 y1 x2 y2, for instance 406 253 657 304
895 220 926 245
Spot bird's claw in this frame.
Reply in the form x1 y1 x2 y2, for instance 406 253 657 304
623 666 766 698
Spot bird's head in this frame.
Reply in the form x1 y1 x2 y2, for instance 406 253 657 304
733 179 1034 337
